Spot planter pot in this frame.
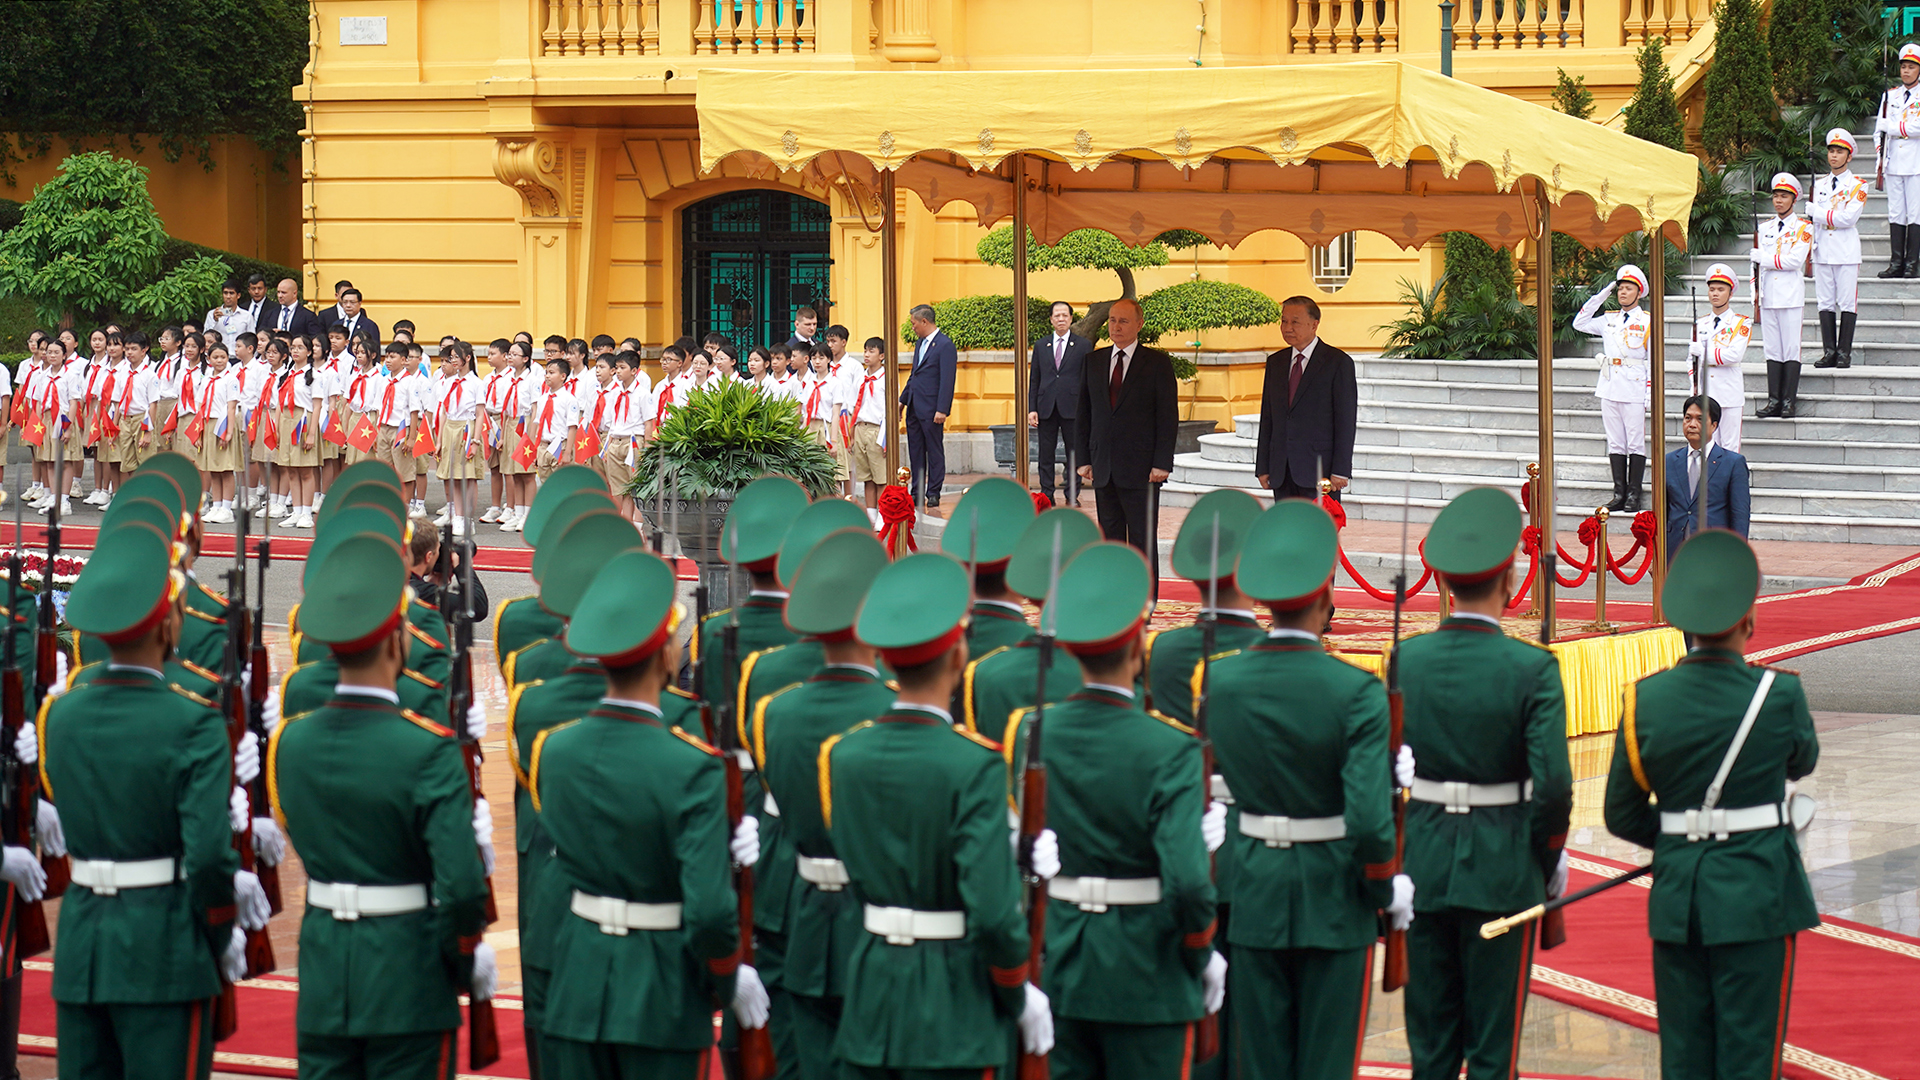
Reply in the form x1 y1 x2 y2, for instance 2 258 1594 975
669 495 737 609
1174 419 1220 456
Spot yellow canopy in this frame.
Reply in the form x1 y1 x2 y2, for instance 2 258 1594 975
696 61 1697 250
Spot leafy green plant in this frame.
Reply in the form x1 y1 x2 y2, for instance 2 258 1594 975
897 294 1054 351
1378 275 1456 358
1790 0 1895 143
1768 0 1832 106
976 226 1209 337
1443 232 1516 297
1136 280 1282 373
1378 274 1538 359
1553 69 1595 119
1689 162 1753 255
1624 37 1687 151
626 379 839 503
1702 0 1780 165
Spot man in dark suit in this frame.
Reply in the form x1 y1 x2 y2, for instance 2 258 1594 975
1666 394 1751 561
243 272 273 329
900 303 957 508
317 278 355 329
1028 300 1093 505
260 278 322 338
329 287 379 347
1076 297 1178 555
1254 296 1359 501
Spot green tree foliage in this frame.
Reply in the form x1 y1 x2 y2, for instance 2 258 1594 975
1624 37 1688 151
976 226 1211 337
1136 281 1283 377
0 152 231 328
1795 0 1895 142
1702 0 1780 165
1376 275 1538 359
1768 0 1833 106
1553 69 1596 119
1442 233 1516 297
898 294 1056 351
0 0 308 182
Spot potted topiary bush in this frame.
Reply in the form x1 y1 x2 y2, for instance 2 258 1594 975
1139 279 1282 451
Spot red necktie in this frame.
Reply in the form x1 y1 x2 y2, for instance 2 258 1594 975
855 374 876 420
538 396 555 440
1108 349 1125 409
1288 352 1306 404
588 392 606 432
807 382 822 423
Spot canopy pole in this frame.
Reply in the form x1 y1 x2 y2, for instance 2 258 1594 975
1649 232 1668 622
1012 154 1030 489
1535 183 1556 643
882 169 901 480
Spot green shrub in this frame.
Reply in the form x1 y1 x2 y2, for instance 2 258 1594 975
0 198 22 233
1703 0 1780 165
161 238 296 293
1624 38 1687 151
1442 233 1516 297
626 378 839 502
1690 162 1753 255
1767 0 1831 106
1553 69 1595 119
1376 275 1537 359
898 294 1055 351
1136 280 1282 372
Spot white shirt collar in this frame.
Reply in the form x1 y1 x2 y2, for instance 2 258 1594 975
1291 338 1320 362
1267 628 1320 642
1084 682 1135 699
749 589 790 599
334 683 401 704
106 663 166 678
975 599 1024 613
600 696 664 717
1200 607 1258 620
892 700 955 724
1450 611 1502 627
824 663 881 677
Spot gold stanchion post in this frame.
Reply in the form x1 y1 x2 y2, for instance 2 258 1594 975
1585 506 1616 633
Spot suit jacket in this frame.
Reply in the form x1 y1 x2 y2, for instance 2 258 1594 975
1075 343 1178 489
259 301 322 338
321 307 380 345
1028 332 1092 419
1253 340 1358 488
900 329 957 418
1665 443 1751 556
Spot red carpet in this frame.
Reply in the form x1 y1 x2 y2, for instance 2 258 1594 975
1531 854 1920 1080
1746 552 1920 664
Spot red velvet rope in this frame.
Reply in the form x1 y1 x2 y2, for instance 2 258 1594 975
877 485 917 556
1602 511 1659 585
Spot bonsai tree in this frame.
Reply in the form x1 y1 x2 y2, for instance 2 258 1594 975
976 226 1208 339
627 378 839 503
1138 279 1282 417
896 294 1055 350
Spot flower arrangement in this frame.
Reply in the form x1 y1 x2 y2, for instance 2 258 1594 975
7 553 87 591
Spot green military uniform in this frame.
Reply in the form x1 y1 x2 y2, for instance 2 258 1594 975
822 553 1034 1080
942 477 1038 660
959 508 1102 735
42 521 237 1080
267 532 489 1080
1398 489 1572 1080
1011 542 1217 1080
502 485 624 689
495 595 565 674
489 468 610 671
1604 531 1818 1080
78 473 229 673
1205 501 1395 1080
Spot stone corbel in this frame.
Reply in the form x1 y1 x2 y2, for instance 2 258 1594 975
494 136 570 218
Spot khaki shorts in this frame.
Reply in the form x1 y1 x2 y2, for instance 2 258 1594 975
849 421 886 484
117 419 149 470
535 441 563 481
603 434 638 494
383 426 415 482
809 418 850 482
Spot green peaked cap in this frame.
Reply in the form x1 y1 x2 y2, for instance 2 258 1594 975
102 496 181 545
316 477 407 533
777 498 872 587
539 513 645 617
524 465 610 548
1172 489 1264 583
1053 542 1153 650
1663 530 1761 636
1006 508 1103 601
787 528 890 636
303 505 404 591
135 452 203 513
941 477 1036 568
1238 499 1339 604
721 476 810 567
566 550 681 663
1426 487 1522 581
66 521 176 639
299 534 409 646
110 473 186 533
332 459 402 494
856 552 970 654
529 490 619 584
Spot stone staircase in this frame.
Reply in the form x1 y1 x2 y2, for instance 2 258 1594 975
1165 173 1920 545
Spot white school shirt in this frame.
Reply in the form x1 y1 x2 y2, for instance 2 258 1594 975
848 367 887 425
528 386 579 449
279 366 318 413
483 370 515 416
115 361 162 419
379 369 417 429
606 379 653 439
800 372 842 425
437 372 485 423
155 353 187 398
209 369 243 432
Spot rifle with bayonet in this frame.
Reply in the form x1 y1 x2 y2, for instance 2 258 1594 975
1190 512 1223 1062
34 448 67 899
446 519 501 1068
1 501 50 960
248 455 280 914
1481 863 1653 941
1015 521 1063 1080
226 443 275 977
1381 482 1411 992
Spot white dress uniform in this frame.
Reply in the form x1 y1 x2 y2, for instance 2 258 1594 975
1875 76 1920 226
1572 281 1651 456
1688 307 1750 452
1749 211 1813 367
1810 169 1868 312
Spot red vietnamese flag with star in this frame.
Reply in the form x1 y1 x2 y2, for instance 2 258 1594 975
512 425 539 469
412 421 437 459
572 424 601 464
19 414 44 448
346 413 379 453
322 408 348 446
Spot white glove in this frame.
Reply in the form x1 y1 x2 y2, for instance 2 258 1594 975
51 650 68 695
229 786 249 833
35 799 63 857
262 688 282 736
220 926 248 983
730 816 760 868
1202 800 1227 854
471 941 498 1001
465 698 487 741
234 870 271 932
1548 849 1569 900
13 721 35 766
1018 982 1055 1056
1 845 46 902
234 730 261 786
732 963 770 1028
473 798 496 877
1387 873 1415 932
1394 744 1416 790
253 817 286 866
1030 828 1060 881
1201 950 1228 1015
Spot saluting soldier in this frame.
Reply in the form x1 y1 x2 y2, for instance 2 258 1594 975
40 521 265 1080
1004 541 1222 1080
1572 265 1652 514
268 532 496 1079
1687 265 1753 450
1811 129 1869 370
1397 488 1572 1080
959 507 1101 735
1205 500 1403 1080
1604 530 1819 1080
1751 174 1814 419
530 548 771 1078
940 476 1039 659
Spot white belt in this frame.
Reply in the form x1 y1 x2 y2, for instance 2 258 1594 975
1210 774 1233 804
1047 875 1162 912
307 881 430 921
1409 778 1533 813
763 791 780 817
796 855 849 891
1660 801 1789 842
570 890 684 935
863 904 966 945
71 857 180 895
1237 813 1347 848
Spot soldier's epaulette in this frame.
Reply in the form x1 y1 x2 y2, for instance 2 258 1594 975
754 682 805 767
503 638 547 685
960 644 1014 732
1001 707 1034 767
1751 661 1799 676
671 727 721 756
950 724 1002 753
403 667 445 690
1147 708 1197 736
665 685 698 701
196 581 229 609
183 606 226 626
169 683 215 709
401 708 454 737
701 608 732 626
527 719 582 812
1142 629 1161 666
407 621 446 651
179 658 220 683
884 679 900 691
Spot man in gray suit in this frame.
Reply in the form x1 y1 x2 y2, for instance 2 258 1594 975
1027 301 1092 505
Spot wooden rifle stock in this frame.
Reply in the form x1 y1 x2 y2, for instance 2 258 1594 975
445 530 501 1070
1016 760 1048 1080
248 537 280 914
1 555 49 958
225 580 275 981
32 604 67 898
1380 688 1409 992
715 615 776 1080
1191 607 1220 1063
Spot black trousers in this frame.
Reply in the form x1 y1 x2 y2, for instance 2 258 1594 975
904 411 945 503
1034 413 1078 502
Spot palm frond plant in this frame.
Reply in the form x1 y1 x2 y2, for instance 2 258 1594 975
1377 275 1454 358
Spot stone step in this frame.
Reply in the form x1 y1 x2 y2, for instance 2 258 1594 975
1669 272 1920 301
1350 398 1920 442
1351 421 1920 464
1353 357 1920 394
1356 376 1920 419
1659 296 1920 322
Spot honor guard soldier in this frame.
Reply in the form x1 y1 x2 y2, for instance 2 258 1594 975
268 532 495 1080
823 553 1053 1079
529 548 771 1079
941 476 1039 659
751 528 897 1080
73 464 228 673
507 486 621 687
1573 265 1652 514
1398 489 1572 1080
1751 174 1814 419
1875 42 1920 278
41 521 263 1080
1007 541 1223 1080
960 507 1101 734
1811 129 1869 370
1205 500 1402 1080
1604 530 1819 1080
494 467 608 668
1687 265 1753 451
1144 488 1266 726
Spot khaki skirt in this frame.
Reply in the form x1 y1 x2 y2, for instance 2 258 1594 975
198 412 243 474
436 418 484 480
276 406 320 469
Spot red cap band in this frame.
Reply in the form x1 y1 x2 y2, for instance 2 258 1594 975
743 555 779 574
596 605 682 669
1263 576 1334 613
876 622 965 669
1061 618 1145 658
816 627 860 645
98 589 176 646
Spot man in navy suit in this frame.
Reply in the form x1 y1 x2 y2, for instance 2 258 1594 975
900 303 957 507
1666 394 1751 562
1254 297 1358 501
327 287 380 348
1027 301 1093 505
260 278 322 338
